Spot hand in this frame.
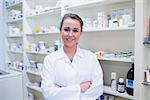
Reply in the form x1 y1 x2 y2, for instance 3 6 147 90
80 81 92 93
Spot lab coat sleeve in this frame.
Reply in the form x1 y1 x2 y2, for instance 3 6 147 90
41 55 81 100
81 54 103 100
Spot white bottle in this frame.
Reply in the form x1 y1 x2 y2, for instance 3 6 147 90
110 72 117 91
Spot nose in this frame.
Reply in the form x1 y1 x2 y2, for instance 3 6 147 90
68 30 73 36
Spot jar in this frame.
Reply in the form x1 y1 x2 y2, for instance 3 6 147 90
117 78 125 93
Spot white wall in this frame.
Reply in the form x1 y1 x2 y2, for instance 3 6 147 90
0 0 5 69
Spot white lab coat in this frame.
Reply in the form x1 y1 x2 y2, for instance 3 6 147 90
41 47 103 100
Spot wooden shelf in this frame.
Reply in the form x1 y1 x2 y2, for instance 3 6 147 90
104 85 134 99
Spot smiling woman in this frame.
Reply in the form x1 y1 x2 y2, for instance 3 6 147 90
41 13 103 100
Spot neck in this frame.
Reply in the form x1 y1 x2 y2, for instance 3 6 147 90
63 46 77 60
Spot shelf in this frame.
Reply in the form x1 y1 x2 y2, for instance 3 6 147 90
6 1 23 9
26 6 61 18
83 27 135 33
7 50 23 54
66 0 131 10
142 81 150 85
143 42 150 47
104 85 134 99
6 18 23 23
26 51 49 55
26 84 42 92
26 31 59 36
9 67 23 72
7 35 23 38
98 57 134 63
27 70 41 76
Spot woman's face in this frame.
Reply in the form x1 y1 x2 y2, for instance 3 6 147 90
60 18 81 49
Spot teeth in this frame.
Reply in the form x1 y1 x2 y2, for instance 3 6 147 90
67 38 72 41
66 37 73 41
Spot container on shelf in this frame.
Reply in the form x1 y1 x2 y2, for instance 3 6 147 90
126 63 134 96
54 40 61 51
117 78 125 93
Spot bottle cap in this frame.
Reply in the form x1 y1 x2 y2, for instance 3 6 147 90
111 72 116 80
119 78 124 83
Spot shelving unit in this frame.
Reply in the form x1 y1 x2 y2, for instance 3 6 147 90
23 0 61 99
4 0 24 72
66 0 135 99
3 0 150 100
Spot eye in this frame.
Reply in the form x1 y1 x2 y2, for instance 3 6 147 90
63 28 70 32
73 28 79 32
73 29 78 32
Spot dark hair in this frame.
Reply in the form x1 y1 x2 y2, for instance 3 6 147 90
60 13 83 32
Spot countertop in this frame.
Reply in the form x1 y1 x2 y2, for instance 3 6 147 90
0 68 22 79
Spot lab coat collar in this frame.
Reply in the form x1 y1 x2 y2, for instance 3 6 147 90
57 46 84 60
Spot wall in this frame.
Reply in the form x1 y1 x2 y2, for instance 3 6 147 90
0 0 5 69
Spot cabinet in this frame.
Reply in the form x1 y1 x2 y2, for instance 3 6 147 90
0 70 23 100
3 0 150 100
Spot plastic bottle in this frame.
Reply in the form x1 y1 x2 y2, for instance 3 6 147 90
126 63 134 95
117 78 125 93
110 72 117 91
